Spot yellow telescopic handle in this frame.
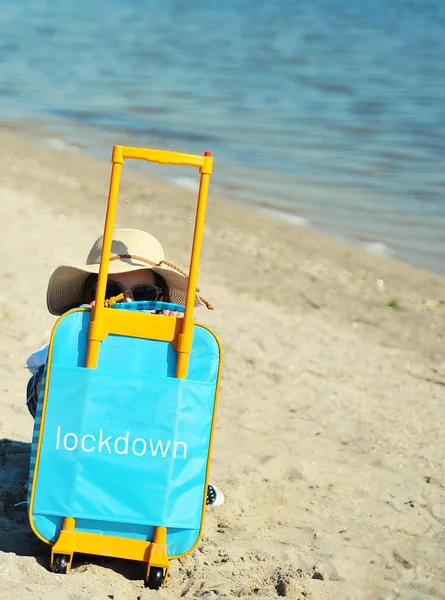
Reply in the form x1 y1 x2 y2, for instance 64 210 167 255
86 145 213 382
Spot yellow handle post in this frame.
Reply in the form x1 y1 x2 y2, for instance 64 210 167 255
86 155 124 369
176 155 212 379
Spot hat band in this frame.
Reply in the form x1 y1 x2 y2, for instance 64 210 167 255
108 253 158 268
108 254 188 278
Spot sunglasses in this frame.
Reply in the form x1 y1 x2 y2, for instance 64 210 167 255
93 280 164 302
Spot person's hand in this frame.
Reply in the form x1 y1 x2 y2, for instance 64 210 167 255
160 309 184 318
140 308 184 318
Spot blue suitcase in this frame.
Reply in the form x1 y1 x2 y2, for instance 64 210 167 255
27 146 222 589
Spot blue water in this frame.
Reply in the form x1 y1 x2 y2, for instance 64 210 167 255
0 0 444 273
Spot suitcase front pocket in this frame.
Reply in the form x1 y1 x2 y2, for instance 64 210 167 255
32 365 217 531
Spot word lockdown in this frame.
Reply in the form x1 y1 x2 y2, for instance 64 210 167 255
55 426 188 459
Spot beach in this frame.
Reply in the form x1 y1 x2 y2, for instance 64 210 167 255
0 129 444 599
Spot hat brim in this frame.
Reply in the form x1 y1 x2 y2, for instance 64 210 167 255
46 257 204 315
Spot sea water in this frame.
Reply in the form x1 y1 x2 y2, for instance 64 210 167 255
0 0 444 274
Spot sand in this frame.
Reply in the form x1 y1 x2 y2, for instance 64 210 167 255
0 129 444 600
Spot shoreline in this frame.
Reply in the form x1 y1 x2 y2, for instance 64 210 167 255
2 118 445 278
2 124 445 284
0 127 445 599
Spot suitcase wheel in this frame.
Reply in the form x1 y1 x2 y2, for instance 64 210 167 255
145 566 164 590
52 554 70 574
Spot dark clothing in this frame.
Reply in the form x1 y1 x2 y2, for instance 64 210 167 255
26 364 45 419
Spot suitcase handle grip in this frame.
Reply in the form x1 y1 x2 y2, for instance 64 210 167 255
113 146 213 174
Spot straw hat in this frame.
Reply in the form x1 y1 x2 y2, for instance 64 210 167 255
46 228 212 315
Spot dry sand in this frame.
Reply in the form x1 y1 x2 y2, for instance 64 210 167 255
0 129 444 600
